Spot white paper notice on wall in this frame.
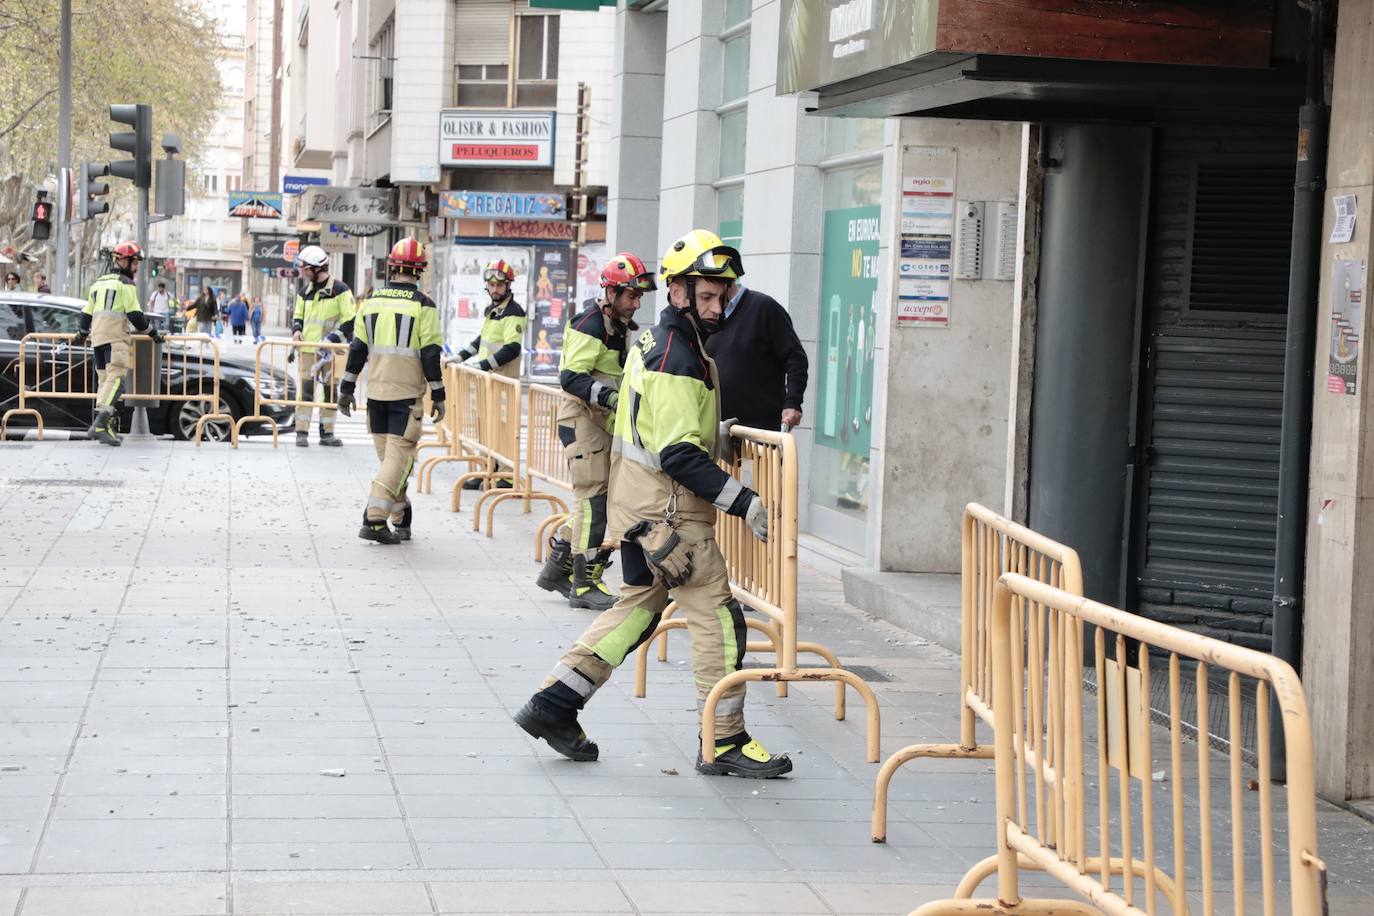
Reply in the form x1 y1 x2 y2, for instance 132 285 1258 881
1331 194 1357 244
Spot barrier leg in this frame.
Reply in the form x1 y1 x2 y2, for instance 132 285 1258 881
193 411 235 447
795 640 847 717
872 743 994 843
232 414 277 449
633 618 783 700
1 409 43 441
657 602 681 661
451 471 493 512
911 899 1103 916
701 667 881 764
479 490 525 536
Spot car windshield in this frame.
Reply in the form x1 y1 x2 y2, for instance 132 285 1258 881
28 305 83 336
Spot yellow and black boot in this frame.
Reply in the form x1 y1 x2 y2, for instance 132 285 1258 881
358 510 400 545
514 696 599 761
88 408 121 447
568 550 616 611
535 538 573 597
696 732 793 779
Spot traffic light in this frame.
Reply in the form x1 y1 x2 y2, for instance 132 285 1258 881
31 192 53 241
79 162 110 220
108 103 152 189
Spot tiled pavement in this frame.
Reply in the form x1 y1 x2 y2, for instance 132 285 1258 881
0 430 1372 915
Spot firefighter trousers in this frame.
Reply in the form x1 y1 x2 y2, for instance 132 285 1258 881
540 520 748 739
93 341 131 409
557 416 611 558
366 398 421 525
296 356 337 434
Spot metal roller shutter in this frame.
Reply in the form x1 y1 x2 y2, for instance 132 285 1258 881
455 0 513 66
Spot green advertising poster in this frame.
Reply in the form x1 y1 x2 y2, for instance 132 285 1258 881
816 205 880 458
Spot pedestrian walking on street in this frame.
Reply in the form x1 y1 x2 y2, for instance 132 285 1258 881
337 238 444 545
147 281 172 319
32 272 50 294
200 289 220 338
449 258 526 490
77 242 164 446
226 294 249 343
535 252 653 611
706 281 808 434
4 270 19 291
292 246 356 448
515 229 788 779
250 296 264 343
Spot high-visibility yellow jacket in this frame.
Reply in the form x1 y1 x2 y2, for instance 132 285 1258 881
341 282 444 403
292 277 356 350
607 306 757 540
80 272 150 348
466 296 526 378
558 297 634 431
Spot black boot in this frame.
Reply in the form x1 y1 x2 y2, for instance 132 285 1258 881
319 423 342 447
569 551 616 611
514 698 598 762
88 408 121 447
696 732 793 779
535 539 573 597
461 475 484 490
393 503 413 541
295 430 309 448
358 521 400 545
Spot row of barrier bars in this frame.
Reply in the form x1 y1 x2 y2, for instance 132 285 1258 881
914 573 1328 916
232 338 350 447
446 364 497 502
871 503 1085 843
524 383 576 561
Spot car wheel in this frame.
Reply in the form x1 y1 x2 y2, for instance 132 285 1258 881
173 395 237 441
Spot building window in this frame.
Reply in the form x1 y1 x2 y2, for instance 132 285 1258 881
718 185 744 250
716 8 749 245
725 0 751 27
515 14 559 107
456 64 509 108
369 19 395 133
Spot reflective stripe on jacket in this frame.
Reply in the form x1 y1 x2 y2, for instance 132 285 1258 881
343 283 444 403
83 273 145 348
557 298 633 432
468 296 526 378
292 278 356 346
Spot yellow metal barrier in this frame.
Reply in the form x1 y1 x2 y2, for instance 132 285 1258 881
462 372 566 537
524 382 576 560
1 332 230 444
231 338 349 448
417 364 490 494
872 502 1084 842
912 573 1328 916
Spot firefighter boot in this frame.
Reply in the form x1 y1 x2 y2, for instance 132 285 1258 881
358 521 401 545
696 733 793 779
296 431 310 448
393 504 413 542
514 697 599 762
535 538 573 597
568 551 616 611
88 408 121 447
319 423 343 447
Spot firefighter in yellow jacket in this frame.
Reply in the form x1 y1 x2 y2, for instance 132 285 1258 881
535 253 654 611
336 239 445 544
292 245 356 448
516 230 789 779
79 241 164 446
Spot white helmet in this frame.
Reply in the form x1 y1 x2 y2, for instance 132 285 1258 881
296 245 329 269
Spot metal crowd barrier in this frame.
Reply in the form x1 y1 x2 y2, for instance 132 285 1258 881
524 382 577 561
417 364 490 493
872 502 1084 842
913 573 1329 916
1 332 229 445
231 338 349 448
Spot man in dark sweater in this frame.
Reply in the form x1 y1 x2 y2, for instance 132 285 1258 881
705 282 808 431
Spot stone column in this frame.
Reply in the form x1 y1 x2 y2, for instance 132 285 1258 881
607 6 666 260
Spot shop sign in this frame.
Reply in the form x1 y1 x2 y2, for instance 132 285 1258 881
228 191 284 219
320 224 355 254
439 190 566 220
439 110 556 168
815 205 880 458
493 219 577 241
250 233 303 268
283 174 329 196
303 186 399 225
777 0 936 94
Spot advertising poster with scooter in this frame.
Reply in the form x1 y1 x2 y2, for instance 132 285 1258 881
816 205 880 459
527 246 572 380
437 244 533 355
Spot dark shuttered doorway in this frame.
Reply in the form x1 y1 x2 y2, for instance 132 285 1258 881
1128 125 1294 650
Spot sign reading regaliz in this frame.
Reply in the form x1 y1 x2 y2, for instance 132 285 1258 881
439 110 556 169
303 186 399 226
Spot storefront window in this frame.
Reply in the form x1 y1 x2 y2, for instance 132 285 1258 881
810 161 883 551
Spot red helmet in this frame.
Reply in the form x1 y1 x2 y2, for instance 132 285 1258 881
112 241 145 261
483 259 515 283
387 238 427 271
600 252 656 292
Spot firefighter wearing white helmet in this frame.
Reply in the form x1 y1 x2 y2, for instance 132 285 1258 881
515 229 789 779
291 244 356 447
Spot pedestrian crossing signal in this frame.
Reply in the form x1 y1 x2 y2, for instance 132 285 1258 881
31 194 52 241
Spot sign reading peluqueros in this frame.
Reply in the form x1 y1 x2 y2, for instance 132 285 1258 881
438 110 556 169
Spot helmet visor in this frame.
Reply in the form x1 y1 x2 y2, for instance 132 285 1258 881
688 245 743 279
483 269 510 283
627 273 657 291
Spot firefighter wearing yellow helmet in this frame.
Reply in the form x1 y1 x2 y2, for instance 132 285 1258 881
515 229 790 779
337 238 445 545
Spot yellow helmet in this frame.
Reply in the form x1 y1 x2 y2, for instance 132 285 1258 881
658 229 744 284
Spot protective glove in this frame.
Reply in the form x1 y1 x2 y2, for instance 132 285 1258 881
336 390 354 417
431 401 446 423
73 332 89 347
605 390 619 411
477 358 494 372
452 347 474 364
718 417 739 464
147 329 165 345
745 495 769 543
323 330 345 345
626 520 693 589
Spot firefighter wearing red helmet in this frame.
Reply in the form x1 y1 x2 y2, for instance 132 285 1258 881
78 241 164 446
450 258 526 379
535 252 655 610
337 238 445 544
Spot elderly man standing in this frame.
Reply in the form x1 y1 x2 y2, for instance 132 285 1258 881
705 281 808 433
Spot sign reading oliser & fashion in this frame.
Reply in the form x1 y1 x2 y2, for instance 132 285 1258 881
816 205 880 458
438 110 556 169
303 186 399 225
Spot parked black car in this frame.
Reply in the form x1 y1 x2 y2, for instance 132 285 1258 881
0 293 294 440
